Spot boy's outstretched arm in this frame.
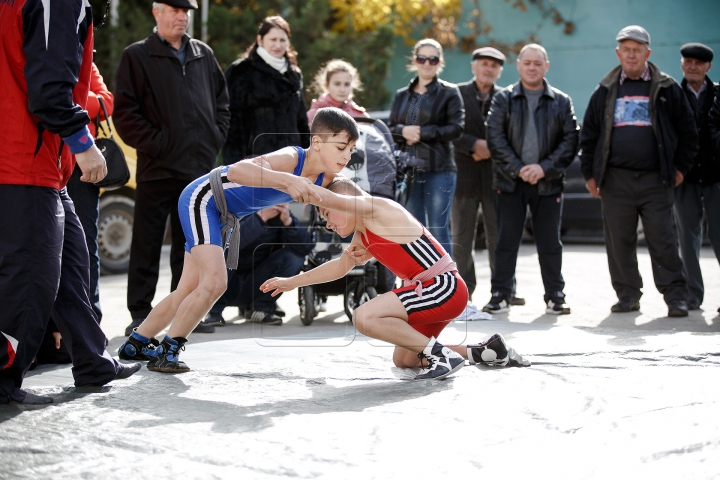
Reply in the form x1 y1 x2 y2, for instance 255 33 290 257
226 152 323 203
308 184 374 216
261 235 364 296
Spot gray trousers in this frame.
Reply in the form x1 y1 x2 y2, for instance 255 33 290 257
673 181 720 306
601 168 687 303
451 160 497 299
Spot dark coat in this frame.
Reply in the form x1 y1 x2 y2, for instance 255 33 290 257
453 81 499 196
486 80 579 196
684 76 720 186
387 76 465 172
222 50 310 164
114 33 230 183
579 62 699 187
234 212 313 273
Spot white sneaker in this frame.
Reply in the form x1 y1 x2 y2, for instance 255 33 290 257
415 337 465 380
318 300 327 312
455 302 493 321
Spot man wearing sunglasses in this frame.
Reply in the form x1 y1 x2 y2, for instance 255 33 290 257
484 44 579 316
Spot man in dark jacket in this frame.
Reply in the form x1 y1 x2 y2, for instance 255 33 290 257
202 204 314 326
484 44 578 315
114 0 231 336
0 0 140 404
674 43 720 311
451 47 524 308
579 26 699 317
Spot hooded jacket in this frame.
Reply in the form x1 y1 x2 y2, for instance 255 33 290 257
113 33 230 182
222 49 310 164
307 93 368 125
0 0 95 190
486 80 579 196
579 62 699 187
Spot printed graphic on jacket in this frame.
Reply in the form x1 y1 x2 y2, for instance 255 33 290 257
614 96 651 127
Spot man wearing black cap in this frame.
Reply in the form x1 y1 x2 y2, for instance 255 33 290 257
114 1 230 337
676 43 720 311
579 26 699 317
451 47 525 314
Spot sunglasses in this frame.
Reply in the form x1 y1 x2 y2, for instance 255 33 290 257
415 54 440 66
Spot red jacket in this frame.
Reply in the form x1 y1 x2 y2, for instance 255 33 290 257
307 93 368 125
0 0 95 190
87 63 114 139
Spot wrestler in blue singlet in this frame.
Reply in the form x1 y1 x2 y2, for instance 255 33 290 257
178 146 324 252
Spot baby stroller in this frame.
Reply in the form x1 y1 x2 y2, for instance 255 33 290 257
298 117 398 325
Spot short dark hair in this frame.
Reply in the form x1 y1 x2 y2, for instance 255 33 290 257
326 177 367 196
310 107 359 143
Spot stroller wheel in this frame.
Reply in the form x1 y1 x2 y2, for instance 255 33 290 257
299 285 316 326
344 282 378 321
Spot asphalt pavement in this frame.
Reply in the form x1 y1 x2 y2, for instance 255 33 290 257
2 244 719 479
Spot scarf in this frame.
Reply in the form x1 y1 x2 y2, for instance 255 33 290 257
256 46 288 74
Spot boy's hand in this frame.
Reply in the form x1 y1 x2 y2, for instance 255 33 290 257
286 177 323 203
260 277 295 297
345 245 374 265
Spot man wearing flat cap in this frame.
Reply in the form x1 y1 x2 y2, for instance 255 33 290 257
676 43 720 311
114 1 230 336
579 25 699 317
451 47 525 311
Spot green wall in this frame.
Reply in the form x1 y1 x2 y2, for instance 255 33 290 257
384 0 720 118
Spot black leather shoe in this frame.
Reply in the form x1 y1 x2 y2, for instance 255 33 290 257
668 301 689 317
611 298 640 313
1 390 53 405
193 322 215 333
203 312 225 326
687 300 701 311
115 362 142 380
273 303 286 317
124 317 144 336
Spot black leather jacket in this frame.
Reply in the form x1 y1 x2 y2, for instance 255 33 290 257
486 80 579 195
387 76 464 172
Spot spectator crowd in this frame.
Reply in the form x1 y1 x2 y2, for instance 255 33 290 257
1 0 718 402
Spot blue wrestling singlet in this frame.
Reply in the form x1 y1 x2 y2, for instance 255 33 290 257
178 146 324 252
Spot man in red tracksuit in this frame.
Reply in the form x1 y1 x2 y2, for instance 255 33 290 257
0 0 140 404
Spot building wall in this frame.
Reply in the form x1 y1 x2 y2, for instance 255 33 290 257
384 0 720 118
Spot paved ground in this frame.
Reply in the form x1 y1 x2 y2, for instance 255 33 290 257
2 244 719 478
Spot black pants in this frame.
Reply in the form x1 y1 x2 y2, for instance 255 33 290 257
451 160 497 298
210 249 305 314
66 164 101 322
601 168 687 303
492 181 564 300
0 186 119 400
127 179 189 320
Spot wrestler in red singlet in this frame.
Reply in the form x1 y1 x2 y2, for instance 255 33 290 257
360 227 468 338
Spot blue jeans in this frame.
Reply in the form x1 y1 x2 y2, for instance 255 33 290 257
211 248 306 314
673 181 720 306
406 170 456 256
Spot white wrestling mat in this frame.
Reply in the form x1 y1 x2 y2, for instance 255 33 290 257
4 321 720 479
